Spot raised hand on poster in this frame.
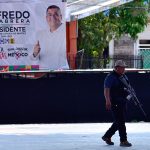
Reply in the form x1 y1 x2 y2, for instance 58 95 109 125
33 40 41 57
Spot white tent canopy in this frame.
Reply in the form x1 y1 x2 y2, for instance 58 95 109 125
0 0 134 21
66 0 134 21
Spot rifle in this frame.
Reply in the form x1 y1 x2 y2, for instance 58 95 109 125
119 75 147 120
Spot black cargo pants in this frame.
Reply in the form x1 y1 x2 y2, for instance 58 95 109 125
103 101 127 142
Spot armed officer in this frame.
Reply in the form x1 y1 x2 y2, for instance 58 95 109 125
102 60 132 147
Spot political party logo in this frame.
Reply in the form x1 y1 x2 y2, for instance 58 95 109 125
0 37 15 44
7 47 28 60
0 47 7 59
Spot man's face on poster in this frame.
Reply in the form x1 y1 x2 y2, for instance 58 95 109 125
46 8 62 30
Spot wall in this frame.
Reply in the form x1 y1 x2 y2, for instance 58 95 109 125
114 35 135 55
109 24 150 56
138 23 150 40
0 72 149 124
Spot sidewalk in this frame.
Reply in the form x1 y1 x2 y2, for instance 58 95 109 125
0 123 149 150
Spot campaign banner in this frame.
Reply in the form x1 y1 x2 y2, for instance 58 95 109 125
0 0 69 71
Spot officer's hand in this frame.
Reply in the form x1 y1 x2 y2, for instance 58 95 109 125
106 101 111 111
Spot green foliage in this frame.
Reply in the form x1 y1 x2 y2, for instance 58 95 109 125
115 0 149 39
78 0 149 57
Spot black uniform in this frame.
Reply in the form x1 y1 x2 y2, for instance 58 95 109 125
103 70 129 142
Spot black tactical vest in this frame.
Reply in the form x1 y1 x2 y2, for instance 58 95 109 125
110 71 128 104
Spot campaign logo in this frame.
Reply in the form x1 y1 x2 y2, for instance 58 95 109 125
0 38 15 44
0 47 7 59
8 51 28 59
7 47 28 59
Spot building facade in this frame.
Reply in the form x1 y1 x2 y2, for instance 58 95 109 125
109 23 150 68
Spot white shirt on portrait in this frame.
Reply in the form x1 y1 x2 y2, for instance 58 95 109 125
31 24 69 70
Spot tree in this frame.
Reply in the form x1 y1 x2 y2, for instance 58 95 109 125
78 0 149 58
